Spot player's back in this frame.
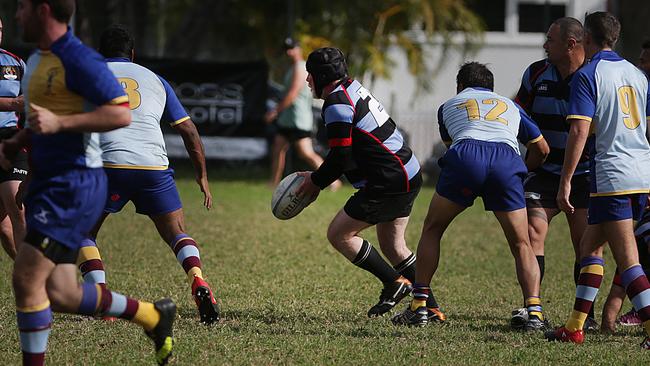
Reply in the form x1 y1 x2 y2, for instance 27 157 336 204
102 59 169 169
440 88 523 153
0 49 24 128
572 50 650 194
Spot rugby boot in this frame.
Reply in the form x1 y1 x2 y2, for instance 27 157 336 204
192 276 220 325
583 317 599 332
523 314 550 331
367 276 412 318
641 337 650 350
617 309 642 326
427 307 446 322
510 308 528 330
391 304 428 327
145 298 176 365
544 326 584 344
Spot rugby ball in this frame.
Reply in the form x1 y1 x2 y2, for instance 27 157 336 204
271 172 317 220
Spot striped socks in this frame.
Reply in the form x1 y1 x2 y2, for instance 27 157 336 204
169 234 204 283
411 284 430 311
78 282 160 331
394 253 439 308
621 265 650 336
77 238 106 287
566 256 604 332
525 296 544 321
17 301 52 366
351 240 400 283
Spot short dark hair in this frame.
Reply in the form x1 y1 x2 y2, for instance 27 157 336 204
98 24 134 59
456 62 493 91
31 0 75 23
642 40 650 50
552 17 583 42
584 11 620 48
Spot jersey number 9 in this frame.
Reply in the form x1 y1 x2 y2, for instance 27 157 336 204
617 86 642 130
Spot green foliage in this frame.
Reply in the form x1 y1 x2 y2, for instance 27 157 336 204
0 175 647 365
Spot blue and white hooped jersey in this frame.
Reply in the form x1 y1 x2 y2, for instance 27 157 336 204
567 50 650 196
515 59 589 175
22 30 128 177
438 87 543 154
102 58 189 170
0 49 25 128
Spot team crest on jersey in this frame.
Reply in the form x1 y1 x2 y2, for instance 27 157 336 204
0 65 20 81
45 67 60 96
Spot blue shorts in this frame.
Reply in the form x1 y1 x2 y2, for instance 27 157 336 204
588 193 648 225
436 139 527 212
25 168 107 250
104 168 182 216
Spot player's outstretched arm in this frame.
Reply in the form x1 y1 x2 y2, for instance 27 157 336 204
174 119 212 210
557 119 590 213
525 137 549 171
28 103 130 134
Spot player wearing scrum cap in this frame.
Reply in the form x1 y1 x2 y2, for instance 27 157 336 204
296 47 444 321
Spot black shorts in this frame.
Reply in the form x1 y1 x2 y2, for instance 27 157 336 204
0 127 28 183
24 229 78 264
524 169 589 209
344 188 420 225
277 127 312 143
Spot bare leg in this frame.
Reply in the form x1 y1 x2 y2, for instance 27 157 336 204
494 208 540 300
566 208 589 262
414 193 465 285
270 134 290 187
376 216 412 266
0 180 25 250
527 207 559 257
601 282 625 334
326 209 372 260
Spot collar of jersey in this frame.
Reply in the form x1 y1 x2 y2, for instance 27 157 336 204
591 49 623 62
106 57 131 62
464 87 492 92
39 27 73 53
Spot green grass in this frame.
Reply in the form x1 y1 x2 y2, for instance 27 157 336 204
0 172 648 365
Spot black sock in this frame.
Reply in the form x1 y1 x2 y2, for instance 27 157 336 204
352 240 400 283
536 255 545 283
574 261 596 319
394 253 440 308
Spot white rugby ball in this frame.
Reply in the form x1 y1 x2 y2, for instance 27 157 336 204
271 172 317 220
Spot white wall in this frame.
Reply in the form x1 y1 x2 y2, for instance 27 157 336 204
369 0 607 163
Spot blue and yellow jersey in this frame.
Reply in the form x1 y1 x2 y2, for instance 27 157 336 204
22 30 128 176
515 59 589 175
0 48 25 128
438 87 543 154
568 50 650 196
101 58 189 170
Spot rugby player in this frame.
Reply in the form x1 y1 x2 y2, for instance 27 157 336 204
2 1 175 365
297 47 444 320
511 17 599 330
0 16 27 259
545 12 650 349
392 62 550 329
75 24 220 325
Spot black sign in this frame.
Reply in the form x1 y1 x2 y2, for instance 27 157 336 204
139 58 268 137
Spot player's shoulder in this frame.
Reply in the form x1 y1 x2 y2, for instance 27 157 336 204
323 81 355 109
51 32 106 72
525 59 550 75
0 48 24 65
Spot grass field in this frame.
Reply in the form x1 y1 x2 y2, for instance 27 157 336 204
0 169 648 365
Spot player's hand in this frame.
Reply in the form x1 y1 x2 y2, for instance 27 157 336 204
295 171 320 202
557 181 574 214
28 103 62 134
196 176 212 210
263 110 278 124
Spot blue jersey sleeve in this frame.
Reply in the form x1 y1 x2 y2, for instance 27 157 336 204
516 104 543 145
158 75 189 126
567 68 597 122
437 104 451 143
54 40 127 107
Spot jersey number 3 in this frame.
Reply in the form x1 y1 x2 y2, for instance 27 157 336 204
118 77 141 110
456 99 509 125
617 86 642 129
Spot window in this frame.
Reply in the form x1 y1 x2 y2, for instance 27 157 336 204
465 0 507 32
518 2 566 33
